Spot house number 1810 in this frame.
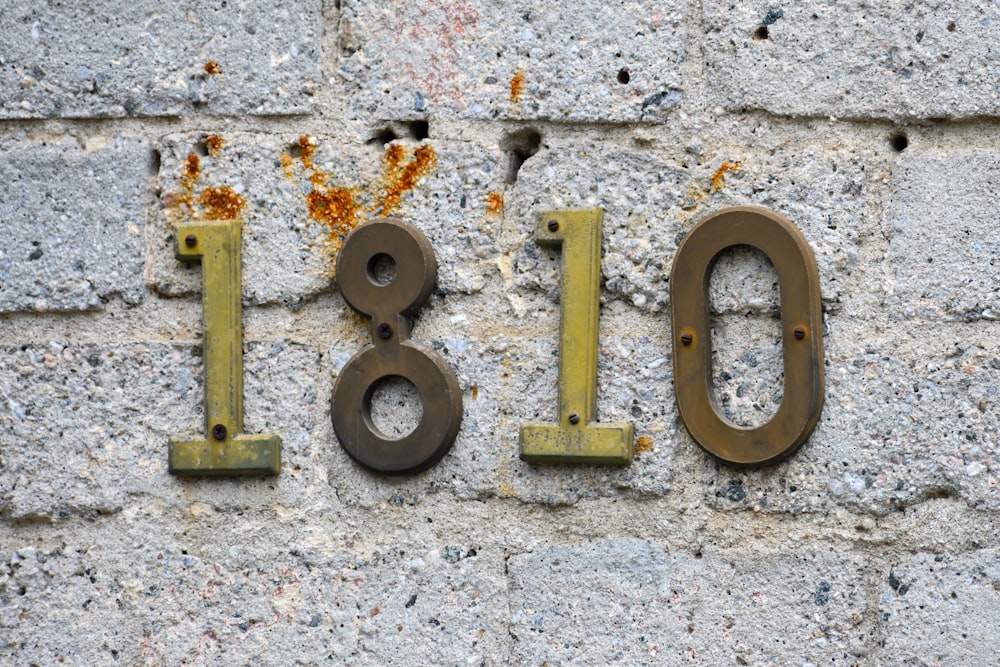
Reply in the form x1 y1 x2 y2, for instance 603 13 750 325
169 205 824 477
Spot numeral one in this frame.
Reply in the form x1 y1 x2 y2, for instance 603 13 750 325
169 220 281 475
671 205 824 466
332 218 463 474
520 209 634 464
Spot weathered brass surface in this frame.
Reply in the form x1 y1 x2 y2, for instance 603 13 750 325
332 218 463 474
169 220 281 475
520 209 634 464
671 206 824 466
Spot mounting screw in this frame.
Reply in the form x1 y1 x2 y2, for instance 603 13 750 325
211 423 227 441
377 323 393 340
794 327 806 340
680 332 693 346
568 412 580 425
547 219 559 232
184 234 197 248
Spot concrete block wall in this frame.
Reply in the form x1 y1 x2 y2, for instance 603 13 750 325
1 1 998 664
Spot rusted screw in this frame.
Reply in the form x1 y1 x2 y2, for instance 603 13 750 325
211 423 227 441
794 327 806 340
680 332 693 346
377 322 393 340
547 219 559 233
184 234 197 248
568 413 580 425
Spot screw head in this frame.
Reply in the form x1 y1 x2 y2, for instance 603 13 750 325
794 327 806 340
547 219 559 232
377 322 393 340
211 423 227 441
568 413 580 425
680 332 693 346
184 234 197 248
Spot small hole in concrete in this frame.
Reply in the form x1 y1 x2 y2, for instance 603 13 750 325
368 128 398 147
617 68 630 84
406 120 429 140
288 142 303 159
890 132 909 152
193 140 209 157
148 149 161 176
754 26 769 40
947 21 956 32
501 128 542 184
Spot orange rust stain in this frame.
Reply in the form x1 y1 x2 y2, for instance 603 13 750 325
197 186 245 220
709 161 742 193
204 60 221 75
205 135 224 157
373 144 437 215
471 385 479 400
181 153 201 190
299 135 316 170
305 186 361 250
509 68 524 102
281 138 438 262
634 435 654 454
485 191 503 215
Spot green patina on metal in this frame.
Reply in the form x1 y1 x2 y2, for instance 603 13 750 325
168 220 281 476
520 208 634 464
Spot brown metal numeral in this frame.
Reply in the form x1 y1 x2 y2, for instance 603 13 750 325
332 218 463 474
670 206 824 466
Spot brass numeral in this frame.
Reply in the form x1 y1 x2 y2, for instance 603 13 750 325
169 220 281 475
671 206 824 466
332 218 463 474
520 209 634 464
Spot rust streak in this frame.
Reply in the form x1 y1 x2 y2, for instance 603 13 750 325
205 135 224 157
485 191 503 215
204 60 221 75
634 435 654 454
709 161 742 193
509 68 524 103
197 186 245 221
373 144 437 215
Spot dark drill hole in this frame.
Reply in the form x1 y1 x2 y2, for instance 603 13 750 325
368 128 398 147
288 141 303 159
193 140 209 157
617 68 630 84
890 132 909 152
754 26 769 40
406 120 429 140
501 128 542 184
947 21 956 32
148 149 161 177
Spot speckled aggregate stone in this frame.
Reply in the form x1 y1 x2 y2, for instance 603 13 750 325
0 1 320 118
690 326 1000 516
0 518 508 665
338 0 685 122
506 136 873 315
0 137 147 312
878 550 1000 664
151 132 502 305
704 1 1000 119
889 149 1000 321
0 341 319 519
508 540 871 665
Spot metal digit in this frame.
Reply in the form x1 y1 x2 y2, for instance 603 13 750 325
670 206 824 466
169 221 281 475
520 209 634 464
332 218 463 474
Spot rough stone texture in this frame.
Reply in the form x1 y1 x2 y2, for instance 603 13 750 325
0 519 508 665
704 1 1000 120
151 132 502 305
878 550 1000 665
509 540 872 665
506 136 873 316
0 137 147 312
691 325 1000 516
0 341 319 519
889 149 1000 321
338 0 686 122
327 322 676 507
0 1 320 118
